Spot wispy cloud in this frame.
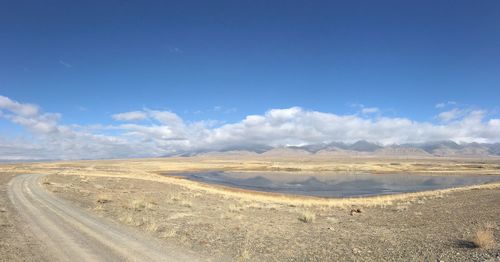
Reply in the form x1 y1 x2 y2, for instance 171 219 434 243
76 106 87 112
350 103 380 115
361 107 379 114
435 101 457 108
437 108 464 122
167 46 183 54
213 106 237 114
0 95 39 116
112 111 148 121
58 60 72 68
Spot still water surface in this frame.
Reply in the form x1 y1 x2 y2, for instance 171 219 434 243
170 171 500 197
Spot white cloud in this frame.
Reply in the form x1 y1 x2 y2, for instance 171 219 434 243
435 103 445 108
112 111 148 121
1 95 500 160
437 108 463 122
0 95 39 116
351 104 380 115
435 101 457 108
361 107 379 114
148 110 183 125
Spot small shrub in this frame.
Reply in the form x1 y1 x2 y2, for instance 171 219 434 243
298 211 316 223
93 204 105 211
96 194 111 204
119 214 134 225
145 201 156 210
41 177 52 185
473 228 495 249
180 200 192 208
130 199 146 211
228 204 242 213
170 195 181 201
145 221 160 232
163 229 177 238
238 248 251 261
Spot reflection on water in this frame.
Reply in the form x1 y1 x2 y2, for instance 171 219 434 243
169 172 500 198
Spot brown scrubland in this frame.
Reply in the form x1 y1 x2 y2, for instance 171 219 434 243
1 156 499 261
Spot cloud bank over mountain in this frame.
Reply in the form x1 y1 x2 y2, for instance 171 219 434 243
1 95 499 160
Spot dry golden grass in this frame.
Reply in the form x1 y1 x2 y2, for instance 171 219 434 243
41 177 51 185
93 204 105 211
36 167 500 261
162 228 177 238
473 227 495 249
298 210 316 223
130 199 146 211
95 194 111 204
228 204 242 213
145 201 156 210
237 247 252 261
180 200 192 208
119 214 135 225
145 220 160 232
4 156 500 209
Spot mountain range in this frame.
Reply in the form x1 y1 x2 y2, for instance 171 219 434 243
179 140 500 158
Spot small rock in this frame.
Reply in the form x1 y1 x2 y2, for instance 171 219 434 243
350 208 362 215
326 217 339 223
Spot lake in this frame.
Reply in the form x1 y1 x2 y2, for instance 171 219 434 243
167 171 500 198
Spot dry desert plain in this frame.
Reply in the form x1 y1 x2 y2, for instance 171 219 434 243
1 155 500 261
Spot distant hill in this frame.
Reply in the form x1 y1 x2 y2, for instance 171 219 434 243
374 146 431 156
260 147 312 157
179 140 500 158
196 150 260 157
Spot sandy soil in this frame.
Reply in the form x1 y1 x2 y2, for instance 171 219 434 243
44 173 500 261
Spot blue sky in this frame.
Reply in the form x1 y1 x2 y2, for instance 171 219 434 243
1 1 500 159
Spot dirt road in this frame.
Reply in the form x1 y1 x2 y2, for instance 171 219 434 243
7 174 202 262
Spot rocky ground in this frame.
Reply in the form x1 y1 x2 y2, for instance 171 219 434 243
42 174 500 262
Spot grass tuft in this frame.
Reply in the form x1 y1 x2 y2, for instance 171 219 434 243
145 220 160 232
41 177 52 185
119 214 135 225
228 204 242 213
130 199 146 211
298 210 316 223
473 227 495 249
162 229 177 238
96 194 111 204
180 200 192 207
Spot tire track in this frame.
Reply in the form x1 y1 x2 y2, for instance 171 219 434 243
8 174 202 262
